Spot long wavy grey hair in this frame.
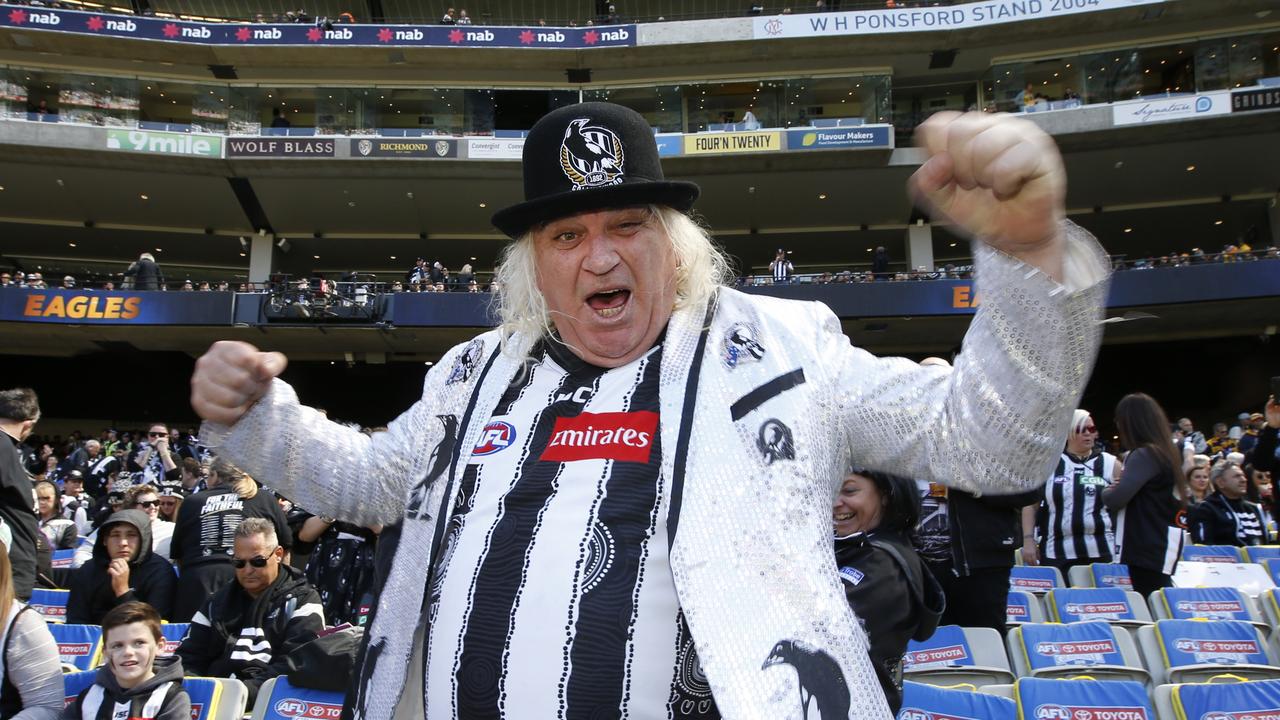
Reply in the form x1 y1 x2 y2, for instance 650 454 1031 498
491 205 733 358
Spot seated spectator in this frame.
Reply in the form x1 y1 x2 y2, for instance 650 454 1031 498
1185 455 1212 505
67 601 189 720
833 470 943 713
179 456 204 494
177 519 323 704
298 512 378 626
126 485 174 560
67 510 176 624
440 6 455 23
1206 421 1237 458
0 544 62 720
61 469 93 534
1245 464 1273 516
1239 412 1265 455
84 440 121 498
34 480 77 550
270 107 291 129
157 487 184 523
1190 460 1270 547
456 7 471 23
129 424 180 487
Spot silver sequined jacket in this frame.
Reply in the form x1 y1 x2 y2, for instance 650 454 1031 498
202 224 1109 720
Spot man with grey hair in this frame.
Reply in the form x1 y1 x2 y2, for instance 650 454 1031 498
192 103 1109 718
176 517 323 703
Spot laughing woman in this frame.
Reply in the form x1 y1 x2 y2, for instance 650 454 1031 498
833 470 945 714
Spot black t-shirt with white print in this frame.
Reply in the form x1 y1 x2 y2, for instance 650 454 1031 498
424 338 720 720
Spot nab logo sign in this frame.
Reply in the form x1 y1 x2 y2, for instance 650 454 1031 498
473 421 516 456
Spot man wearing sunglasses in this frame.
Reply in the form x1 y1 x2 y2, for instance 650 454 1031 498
177 518 323 704
130 424 181 487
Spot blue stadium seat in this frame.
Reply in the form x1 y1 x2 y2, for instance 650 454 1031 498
28 588 70 623
1007 590 1045 625
1007 621 1149 683
62 669 97 707
1261 588 1280 628
249 676 345 720
1137 619 1280 685
1149 587 1268 634
1262 558 1280 587
184 677 224 720
1009 565 1064 594
897 680 1016 720
48 623 102 672
160 623 190 655
1156 678 1280 719
1065 563 1133 591
1046 587 1151 628
902 625 1015 687
1181 544 1244 563
1013 677 1154 720
1245 545 1280 563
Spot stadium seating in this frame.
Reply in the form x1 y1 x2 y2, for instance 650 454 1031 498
1260 588 1280 628
250 676 344 720
1007 621 1149 684
29 588 70 624
1009 565 1064 594
159 623 190 655
1181 545 1244 563
1045 587 1152 628
897 680 1016 720
185 677 249 720
902 625 1016 687
1013 677 1155 719
1244 546 1280 563
1149 587 1269 635
1263 558 1280 586
1137 619 1280 685
1155 677 1280 720
62 669 97 707
1007 590 1045 625
49 623 102 672
1066 563 1134 591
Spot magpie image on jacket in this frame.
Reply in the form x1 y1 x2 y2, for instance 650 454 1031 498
761 640 851 720
66 509 176 624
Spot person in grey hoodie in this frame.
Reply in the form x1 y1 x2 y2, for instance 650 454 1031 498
66 601 190 720
66 510 176 624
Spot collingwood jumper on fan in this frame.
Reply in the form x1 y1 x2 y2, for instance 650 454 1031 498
192 101 1112 719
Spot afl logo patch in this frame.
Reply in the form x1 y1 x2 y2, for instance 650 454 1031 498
473 421 516 456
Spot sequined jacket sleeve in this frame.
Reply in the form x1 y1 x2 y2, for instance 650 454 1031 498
199 339 479 527
821 221 1109 495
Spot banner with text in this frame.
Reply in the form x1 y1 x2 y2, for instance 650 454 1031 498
785 125 892 151
753 0 1165 39
349 137 458 158
683 130 781 156
0 5 636 48
1231 87 1280 114
1111 91 1232 126
466 137 525 160
106 129 222 157
227 137 336 157
1 289 234 325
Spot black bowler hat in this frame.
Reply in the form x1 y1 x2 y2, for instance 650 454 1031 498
491 102 699 238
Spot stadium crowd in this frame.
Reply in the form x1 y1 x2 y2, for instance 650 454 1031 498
1 379 1277 713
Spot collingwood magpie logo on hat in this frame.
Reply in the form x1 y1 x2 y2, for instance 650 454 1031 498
560 118 625 190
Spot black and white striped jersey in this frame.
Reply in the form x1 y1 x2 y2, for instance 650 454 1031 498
424 339 720 720
1037 451 1118 562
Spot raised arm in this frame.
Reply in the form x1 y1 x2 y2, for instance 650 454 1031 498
192 340 462 528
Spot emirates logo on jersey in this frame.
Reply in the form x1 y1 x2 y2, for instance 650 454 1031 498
540 411 658 463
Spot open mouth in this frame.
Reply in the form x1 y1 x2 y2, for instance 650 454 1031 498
586 288 631 319
834 512 854 522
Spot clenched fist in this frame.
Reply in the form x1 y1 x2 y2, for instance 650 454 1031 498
191 340 288 426
911 111 1067 281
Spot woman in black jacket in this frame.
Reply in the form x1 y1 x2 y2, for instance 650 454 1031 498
1102 393 1189 597
169 457 291 622
833 470 944 714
